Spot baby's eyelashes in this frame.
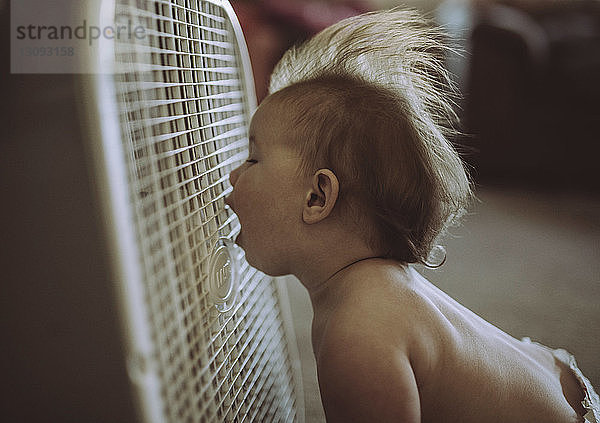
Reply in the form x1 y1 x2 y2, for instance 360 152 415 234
245 159 257 164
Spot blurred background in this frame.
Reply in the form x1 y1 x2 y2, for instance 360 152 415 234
232 0 600 192
228 0 600 420
1 0 598 422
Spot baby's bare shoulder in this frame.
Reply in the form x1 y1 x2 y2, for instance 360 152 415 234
313 263 448 421
316 299 421 422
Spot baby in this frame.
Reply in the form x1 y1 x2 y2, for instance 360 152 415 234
225 9 599 423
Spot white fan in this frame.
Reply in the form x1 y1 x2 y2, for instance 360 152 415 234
84 1 304 421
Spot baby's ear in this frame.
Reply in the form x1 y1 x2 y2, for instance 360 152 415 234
303 169 339 224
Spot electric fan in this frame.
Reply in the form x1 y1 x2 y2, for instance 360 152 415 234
2 0 304 420
66 0 304 421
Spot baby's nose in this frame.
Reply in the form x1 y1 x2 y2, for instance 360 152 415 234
229 164 241 187
225 164 243 211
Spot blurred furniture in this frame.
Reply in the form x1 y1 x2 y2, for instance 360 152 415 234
465 0 600 192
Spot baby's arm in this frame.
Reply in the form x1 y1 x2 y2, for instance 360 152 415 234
316 320 421 422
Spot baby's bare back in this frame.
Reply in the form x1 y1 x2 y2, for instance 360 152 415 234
312 261 584 422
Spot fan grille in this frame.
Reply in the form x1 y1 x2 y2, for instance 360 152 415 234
111 1 299 421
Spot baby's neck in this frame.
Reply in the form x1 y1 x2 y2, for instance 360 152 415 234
301 256 397 357
296 257 379 317
292 232 382 293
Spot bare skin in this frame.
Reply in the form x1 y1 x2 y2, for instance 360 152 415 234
226 96 587 422
307 258 586 423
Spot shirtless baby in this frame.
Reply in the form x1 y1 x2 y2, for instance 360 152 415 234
225 9 599 423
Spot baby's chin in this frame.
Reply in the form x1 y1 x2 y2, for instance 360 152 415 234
233 232 291 277
244 252 289 278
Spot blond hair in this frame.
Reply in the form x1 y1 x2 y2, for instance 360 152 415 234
268 8 471 265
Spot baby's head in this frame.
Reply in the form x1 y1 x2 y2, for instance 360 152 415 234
259 8 472 265
260 71 470 265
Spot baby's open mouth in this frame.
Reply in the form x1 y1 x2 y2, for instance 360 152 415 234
234 231 242 247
